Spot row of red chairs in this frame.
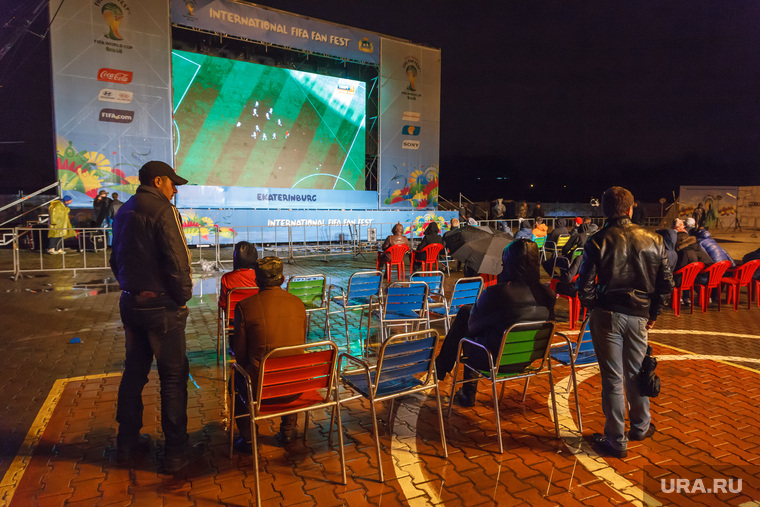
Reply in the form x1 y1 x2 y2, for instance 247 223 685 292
376 243 445 282
672 259 760 315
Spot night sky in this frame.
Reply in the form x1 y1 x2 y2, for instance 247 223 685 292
253 1 760 204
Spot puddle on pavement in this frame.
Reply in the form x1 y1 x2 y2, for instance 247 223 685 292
72 277 120 295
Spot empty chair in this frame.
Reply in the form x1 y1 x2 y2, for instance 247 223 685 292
287 274 330 338
366 281 429 346
410 270 447 328
429 276 484 333
327 270 383 354
721 259 760 311
337 329 447 481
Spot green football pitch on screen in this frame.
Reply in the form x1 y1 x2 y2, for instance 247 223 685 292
171 49 366 191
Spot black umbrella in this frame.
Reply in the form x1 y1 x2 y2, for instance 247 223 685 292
443 224 495 254
452 231 513 275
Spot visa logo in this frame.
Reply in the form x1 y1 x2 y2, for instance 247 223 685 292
403 125 420 136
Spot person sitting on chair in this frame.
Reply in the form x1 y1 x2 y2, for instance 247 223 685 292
219 241 259 311
514 219 533 240
378 223 409 269
230 257 307 452
413 222 444 270
434 239 555 407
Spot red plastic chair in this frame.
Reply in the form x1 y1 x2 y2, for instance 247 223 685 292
556 274 582 330
721 259 760 311
410 243 444 273
671 262 704 316
230 341 346 505
376 244 410 282
479 273 498 288
695 261 731 312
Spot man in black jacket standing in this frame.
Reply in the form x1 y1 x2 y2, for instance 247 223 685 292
578 186 673 458
110 161 197 472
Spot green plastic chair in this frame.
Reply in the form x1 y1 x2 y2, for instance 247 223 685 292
448 320 580 453
531 235 547 261
287 274 330 339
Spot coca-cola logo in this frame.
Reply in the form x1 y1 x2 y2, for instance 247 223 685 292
97 68 132 84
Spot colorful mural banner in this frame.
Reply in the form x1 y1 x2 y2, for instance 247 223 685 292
678 186 738 230
737 186 760 225
49 0 174 207
169 0 380 64
379 39 441 210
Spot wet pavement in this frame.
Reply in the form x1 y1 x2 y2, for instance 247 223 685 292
1 230 760 506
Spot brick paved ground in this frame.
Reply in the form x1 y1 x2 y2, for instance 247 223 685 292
1 230 760 506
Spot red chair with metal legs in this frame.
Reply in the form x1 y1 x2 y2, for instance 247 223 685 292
671 262 704 316
555 274 582 330
410 243 444 273
695 261 731 312
721 259 760 311
376 244 410 282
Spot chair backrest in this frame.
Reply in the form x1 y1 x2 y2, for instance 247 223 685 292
419 243 444 260
255 341 338 414
570 316 596 365
287 274 327 307
449 276 484 313
673 262 704 290
572 249 583 260
479 273 498 288
226 286 259 324
373 329 439 394
383 281 428 317
556 234 571 248
346 270 383 300
386 244 410 263
495 321 556 374
700 260 731 286
410 271 445 296
730 259 760 284
532 235 546 248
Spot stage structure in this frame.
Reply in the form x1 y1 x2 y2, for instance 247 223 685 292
48 0 451 244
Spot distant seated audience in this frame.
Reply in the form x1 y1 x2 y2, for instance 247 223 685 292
378 223 410 269
546 218 569 244
514 219 533 240
434 239 555 407
656 228 678 272
219 241 259 309
413 222 444 270
693 228 735 266
531 217 548 238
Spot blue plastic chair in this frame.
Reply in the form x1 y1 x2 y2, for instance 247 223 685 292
336 329 447 481
410 270 447 328
429 276 483 332
327 270 383 354
366 281 429 346
553 315 596 401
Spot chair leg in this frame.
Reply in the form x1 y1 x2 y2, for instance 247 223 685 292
369 399 384 482
521 377 530 402
547 361 560 438
252 424 261 506
491 376 504 454
335 397 347 485
304 411 310 442
342 309 350 355
229 372 236 459
387 399 396 433
434 383 448 458
569 359 582 433
447 360 459 418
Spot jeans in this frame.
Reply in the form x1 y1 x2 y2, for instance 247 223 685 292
116 293 190 455
589 308 651 450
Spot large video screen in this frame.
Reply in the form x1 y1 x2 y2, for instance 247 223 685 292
171 50 366 191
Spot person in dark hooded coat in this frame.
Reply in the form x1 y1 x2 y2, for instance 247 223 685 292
547 218 569 244
434 239 555 406
562 222 594 257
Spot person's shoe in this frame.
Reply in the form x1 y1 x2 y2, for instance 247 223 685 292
629 423 656 442
46 248 57 255
591 433 627 458
56 249 65 254
453 388 476 408
275 428 298 446
161 442 206 474
116 434 152 462
233 437 253 455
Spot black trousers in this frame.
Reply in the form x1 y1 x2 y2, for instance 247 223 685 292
435 305 492 382
116 293 190 455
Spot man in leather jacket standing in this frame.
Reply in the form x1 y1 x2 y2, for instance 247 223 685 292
110 161 198 472
578 186 674 458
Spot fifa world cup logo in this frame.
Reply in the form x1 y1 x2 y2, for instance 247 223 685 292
186 1 196 15
406 65 418 91
102 3 124 41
